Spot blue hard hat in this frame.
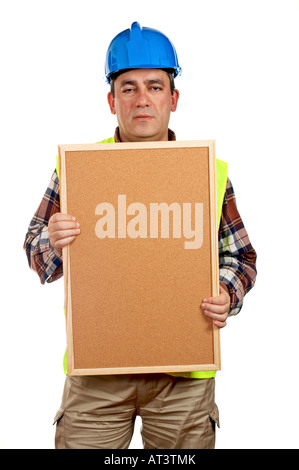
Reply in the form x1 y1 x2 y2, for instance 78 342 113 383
105 22 181 83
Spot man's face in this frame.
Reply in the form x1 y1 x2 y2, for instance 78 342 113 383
107 69 179 142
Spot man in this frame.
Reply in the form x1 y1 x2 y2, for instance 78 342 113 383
24 22 257 449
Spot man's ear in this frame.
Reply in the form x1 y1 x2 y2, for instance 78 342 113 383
171 89 180 113
107 92 116 115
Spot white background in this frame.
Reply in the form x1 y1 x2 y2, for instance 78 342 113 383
1 0 298 449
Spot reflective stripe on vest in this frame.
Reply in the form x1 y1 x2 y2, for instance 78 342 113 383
57 138 228 377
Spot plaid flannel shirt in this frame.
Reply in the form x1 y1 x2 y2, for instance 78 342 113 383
24 128 257 315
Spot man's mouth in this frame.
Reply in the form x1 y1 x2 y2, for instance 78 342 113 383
133 114 154 121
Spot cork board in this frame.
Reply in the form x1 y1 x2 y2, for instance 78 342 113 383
58 141 220 375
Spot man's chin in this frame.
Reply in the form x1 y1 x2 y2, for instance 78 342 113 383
119 123 168 142
128 125 167 142
132 123 157 138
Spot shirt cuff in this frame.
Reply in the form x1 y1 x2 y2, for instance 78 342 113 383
43 249 63 283
219 272 244 316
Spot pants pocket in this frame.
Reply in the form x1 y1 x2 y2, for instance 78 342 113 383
53 408 65 449
203 404 220 449
209 403 220 429
53 407 64 425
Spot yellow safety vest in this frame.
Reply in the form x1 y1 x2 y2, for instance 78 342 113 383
56 137 228 378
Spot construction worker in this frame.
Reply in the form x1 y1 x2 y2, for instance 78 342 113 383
24 22 257 449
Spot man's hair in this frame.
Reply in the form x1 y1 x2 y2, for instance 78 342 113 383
110 69 175 97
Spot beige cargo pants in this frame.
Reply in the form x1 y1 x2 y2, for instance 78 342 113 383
53 374 219 449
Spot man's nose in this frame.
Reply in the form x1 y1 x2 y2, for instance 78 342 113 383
136 88 150 107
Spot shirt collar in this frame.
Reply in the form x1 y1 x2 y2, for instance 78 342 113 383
114 127 176 142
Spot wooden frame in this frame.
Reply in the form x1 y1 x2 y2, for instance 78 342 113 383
59 140 220 375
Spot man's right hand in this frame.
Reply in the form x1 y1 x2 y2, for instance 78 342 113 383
48 212 80 258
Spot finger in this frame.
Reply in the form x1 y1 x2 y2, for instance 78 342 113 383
202 286 230 308
214 319 227 329
203 308 228 321
53 235 77 249
202 293 227 306
50 220 80 232
50 213 76 223
51 228 80 242
201 301 229 314
203 311 228 329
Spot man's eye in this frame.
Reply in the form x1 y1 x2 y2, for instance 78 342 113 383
123 88 134 93
151 86 162 91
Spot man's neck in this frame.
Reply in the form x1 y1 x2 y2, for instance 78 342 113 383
113 127 176 143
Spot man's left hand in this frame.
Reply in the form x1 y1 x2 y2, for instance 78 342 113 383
201 283 231 328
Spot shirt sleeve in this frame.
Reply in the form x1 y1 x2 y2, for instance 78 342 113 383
23 169 63 284
218 177 257 316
